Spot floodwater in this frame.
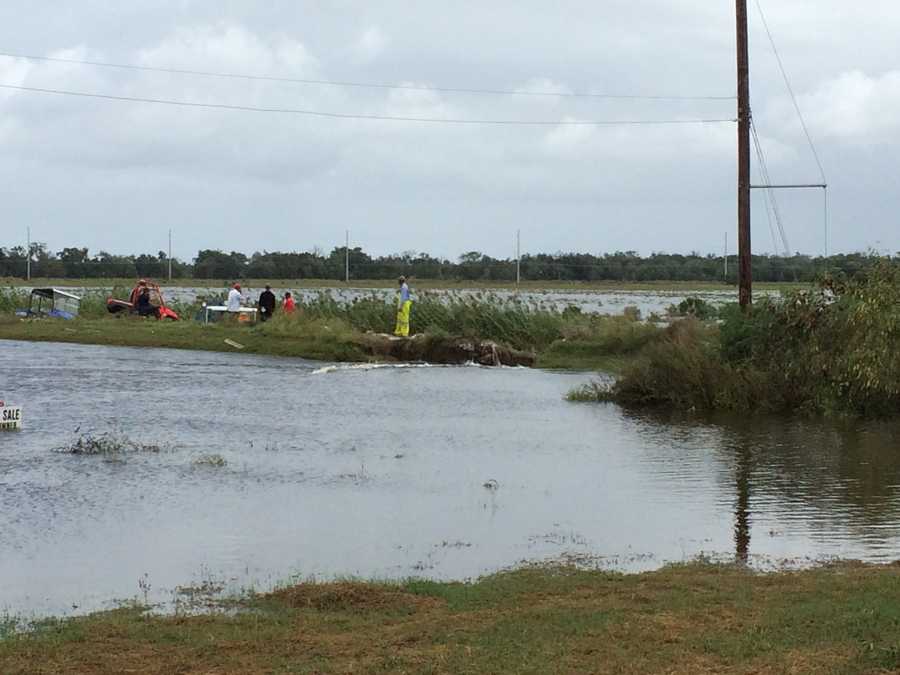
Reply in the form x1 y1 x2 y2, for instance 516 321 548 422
15 285 780 316
3 340 900 618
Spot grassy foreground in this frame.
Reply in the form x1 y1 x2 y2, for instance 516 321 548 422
3 563 900 674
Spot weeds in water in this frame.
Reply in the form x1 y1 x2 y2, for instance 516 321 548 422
566 381 614 402
55 431 162 455
193 453 227 467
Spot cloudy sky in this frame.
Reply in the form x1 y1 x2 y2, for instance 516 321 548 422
0 1 897 261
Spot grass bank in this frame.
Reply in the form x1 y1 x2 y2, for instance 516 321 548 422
3 562 900 674
0 290 667 370
0 315 368 363
575 264 900 417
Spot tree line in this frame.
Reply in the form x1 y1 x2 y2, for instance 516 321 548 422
0 242 893 283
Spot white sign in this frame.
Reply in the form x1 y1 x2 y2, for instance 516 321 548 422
0 405 22 431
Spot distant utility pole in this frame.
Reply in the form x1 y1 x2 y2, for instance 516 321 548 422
516 229 521 288
736 0 752 309
26 226 31 281
345 229 350 283
724 231 728 282
168 229 173 281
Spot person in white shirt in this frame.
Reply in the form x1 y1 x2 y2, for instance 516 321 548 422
227 283 243 313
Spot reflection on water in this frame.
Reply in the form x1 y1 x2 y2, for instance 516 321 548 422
734 444 752 564
626 409 900 563
2 340 899 617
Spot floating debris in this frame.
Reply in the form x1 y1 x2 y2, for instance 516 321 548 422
193 453 227 468
483 479 500 490
55 432 162 455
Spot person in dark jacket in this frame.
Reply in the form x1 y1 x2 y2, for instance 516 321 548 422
136 286 156 317
258 285 277 322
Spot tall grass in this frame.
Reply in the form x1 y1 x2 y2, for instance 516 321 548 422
286 291 665 354
0 288 27 313
2 285 669 368
597 263 900 417
290 291 567 350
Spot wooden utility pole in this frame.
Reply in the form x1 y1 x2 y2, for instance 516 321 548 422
345 229 350 283
736 0 752 308
515 229 521 288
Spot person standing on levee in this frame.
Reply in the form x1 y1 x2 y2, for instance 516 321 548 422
394 276 412 337
258 285 276 322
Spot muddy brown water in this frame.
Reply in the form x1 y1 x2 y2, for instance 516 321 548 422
2 339 900 618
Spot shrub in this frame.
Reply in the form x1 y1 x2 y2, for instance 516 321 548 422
603 263 900 417
669 296 717 320
0 287 27 313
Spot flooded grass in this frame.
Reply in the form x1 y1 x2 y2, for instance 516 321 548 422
566 381 614 402
2 562 899 674
192 453 227 467
55 431 162 456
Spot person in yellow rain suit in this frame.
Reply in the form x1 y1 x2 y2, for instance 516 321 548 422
394 276 412 337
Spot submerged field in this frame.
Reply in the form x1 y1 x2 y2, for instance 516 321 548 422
3 562 900 674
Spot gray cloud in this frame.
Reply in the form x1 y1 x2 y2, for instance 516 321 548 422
0 1 897 260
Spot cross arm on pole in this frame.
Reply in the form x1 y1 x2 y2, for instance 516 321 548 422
750 183 826 189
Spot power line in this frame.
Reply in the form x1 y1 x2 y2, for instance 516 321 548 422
0 83 738 126
750 116 790 255
753 0 827 184
0 51 737 102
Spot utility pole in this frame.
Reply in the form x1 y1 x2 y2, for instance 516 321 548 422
168 229 173 281
736 0 752 308
515 229 521 288
26 226 31 281
724 231 728 282
345 229 350 283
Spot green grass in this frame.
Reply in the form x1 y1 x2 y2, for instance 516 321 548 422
0 314 368 363
0 295 669 371
3 562 900 674
591 264 900 417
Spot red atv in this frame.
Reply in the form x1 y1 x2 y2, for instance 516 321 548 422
107 280 180 320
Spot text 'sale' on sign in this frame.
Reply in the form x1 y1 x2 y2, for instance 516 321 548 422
0 404 22 430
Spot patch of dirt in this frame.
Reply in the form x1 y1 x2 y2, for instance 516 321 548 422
362 332 536 367
267 582 441 613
